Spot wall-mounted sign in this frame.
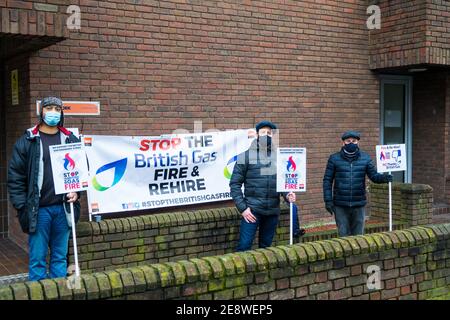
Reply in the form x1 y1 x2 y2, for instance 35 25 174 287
37 100 100 116
11 69 19 106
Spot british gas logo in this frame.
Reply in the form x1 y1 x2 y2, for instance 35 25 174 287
223 155 238 179
286 156 296 172
92 158 128 191
63 153 76 171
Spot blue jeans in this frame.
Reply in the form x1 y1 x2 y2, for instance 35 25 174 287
28 204 70 281
236 213 279 252
334 205 365 237
292 203 299 234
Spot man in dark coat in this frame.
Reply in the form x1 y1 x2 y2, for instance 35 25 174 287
323 130 392 237
230 121 296 251
8 96 81 281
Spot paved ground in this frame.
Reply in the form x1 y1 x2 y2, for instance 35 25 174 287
0 238 28 277
432 213 450 224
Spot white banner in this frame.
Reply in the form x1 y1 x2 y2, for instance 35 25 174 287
376 144 407 173
276 148 307 192
49 143 90 195
84 130 255 214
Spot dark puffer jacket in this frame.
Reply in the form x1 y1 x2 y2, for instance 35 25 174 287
7 125 81 234
323 149 388 207
230 139 287 216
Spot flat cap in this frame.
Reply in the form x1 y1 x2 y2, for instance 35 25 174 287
255 120 277 132
341 130 360 140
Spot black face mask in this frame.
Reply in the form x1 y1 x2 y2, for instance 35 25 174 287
343 143 358 153
258 135 272 149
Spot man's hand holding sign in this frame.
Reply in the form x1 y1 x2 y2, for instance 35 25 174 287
66 192 78 202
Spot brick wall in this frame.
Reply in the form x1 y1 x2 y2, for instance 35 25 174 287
2 0 381 224
3 1 447 250
0 64 6 238
1 0 68 242
369 0 450 69
412 70 447 204
2 54 33 247
368 0 428 69
1 223 449 300
370 183 433 227
69 203 407 274
0 4 68 59
446 73 450 205
426 0 450 64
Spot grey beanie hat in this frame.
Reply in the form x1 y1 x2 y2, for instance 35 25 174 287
40 96 64 126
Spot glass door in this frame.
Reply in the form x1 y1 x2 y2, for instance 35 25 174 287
380 76 412 183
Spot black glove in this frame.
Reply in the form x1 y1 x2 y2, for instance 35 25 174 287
294 228 306 238
325 201 335 215
385 174 393 183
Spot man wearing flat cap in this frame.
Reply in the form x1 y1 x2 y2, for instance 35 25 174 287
323 130 392 237
230 120 299 251
7 97 81 281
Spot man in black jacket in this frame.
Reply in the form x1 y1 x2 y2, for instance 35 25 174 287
8 96 81 281
323 131 392 237
230 121 296 251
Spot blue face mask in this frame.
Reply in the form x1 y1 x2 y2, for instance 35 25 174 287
343 142 358 153
43 111 61 127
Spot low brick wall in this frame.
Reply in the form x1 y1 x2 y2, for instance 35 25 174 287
69 205 401 274
70 182 428 274
1 224 449 300
369 183 433 227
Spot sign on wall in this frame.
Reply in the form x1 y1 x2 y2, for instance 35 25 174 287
84 129 254 215
11 69 19 106
37 100 100 116
276 148 307 192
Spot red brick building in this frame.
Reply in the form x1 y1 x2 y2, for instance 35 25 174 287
0 0 449 249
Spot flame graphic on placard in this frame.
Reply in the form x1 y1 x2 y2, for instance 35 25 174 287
63 153 76 171
286 156 297 172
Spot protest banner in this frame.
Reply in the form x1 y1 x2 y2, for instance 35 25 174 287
84 129 254 215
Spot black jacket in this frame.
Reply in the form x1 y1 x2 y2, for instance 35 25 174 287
229 139 287 216
323 149 388 207
7 125 81 234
